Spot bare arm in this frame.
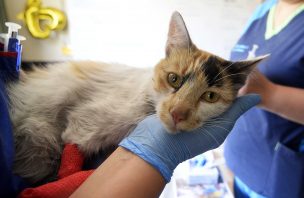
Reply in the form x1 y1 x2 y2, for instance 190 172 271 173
239 71 304 124
70 147 166 198
263 84 304 124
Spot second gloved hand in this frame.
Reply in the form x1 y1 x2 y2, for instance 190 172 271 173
119 94 260 182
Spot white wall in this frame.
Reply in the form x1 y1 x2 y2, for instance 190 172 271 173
67 0 258 67
4 0 258 66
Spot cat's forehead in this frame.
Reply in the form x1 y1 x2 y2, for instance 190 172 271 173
173 50 227 87
198 55 227 87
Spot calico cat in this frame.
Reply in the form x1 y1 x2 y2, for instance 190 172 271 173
7 11 264 184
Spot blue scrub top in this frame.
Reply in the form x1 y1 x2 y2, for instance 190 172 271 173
224 1 304 198
0 54 27 197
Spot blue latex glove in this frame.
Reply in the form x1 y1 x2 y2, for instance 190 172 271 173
119 94 260 182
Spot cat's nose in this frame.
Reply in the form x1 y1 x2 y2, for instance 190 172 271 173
170 107 189 125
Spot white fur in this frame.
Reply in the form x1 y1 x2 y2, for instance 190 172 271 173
7 61 157 183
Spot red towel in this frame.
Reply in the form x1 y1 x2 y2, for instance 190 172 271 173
19 144 94 198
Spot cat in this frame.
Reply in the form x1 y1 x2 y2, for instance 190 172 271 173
7 11 264 184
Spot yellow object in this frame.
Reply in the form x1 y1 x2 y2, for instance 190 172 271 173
61 45 72 56
18 0 67 39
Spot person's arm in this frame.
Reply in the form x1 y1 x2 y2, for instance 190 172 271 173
71 95 260 198
239 70 304 124
70 147 165 198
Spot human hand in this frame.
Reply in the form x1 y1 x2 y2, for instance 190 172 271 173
119 94 260 182
239 70 276 107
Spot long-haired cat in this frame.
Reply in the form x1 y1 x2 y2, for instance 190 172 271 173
7 11 264 184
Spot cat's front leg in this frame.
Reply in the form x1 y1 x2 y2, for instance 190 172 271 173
61 112 119 156
13 117 63 184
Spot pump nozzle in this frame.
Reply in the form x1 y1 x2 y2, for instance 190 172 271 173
5 22 21 37
1 22 24 52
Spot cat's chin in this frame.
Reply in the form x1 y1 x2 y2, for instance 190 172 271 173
163 123 197 134
161 120 195 134
163 124 179 134
157 117 178 134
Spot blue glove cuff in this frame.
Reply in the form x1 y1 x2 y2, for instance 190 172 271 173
119 138 172 183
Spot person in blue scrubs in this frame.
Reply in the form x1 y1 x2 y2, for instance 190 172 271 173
224 0 304 197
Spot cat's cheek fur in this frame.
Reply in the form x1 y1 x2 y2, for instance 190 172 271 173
197 101 230 124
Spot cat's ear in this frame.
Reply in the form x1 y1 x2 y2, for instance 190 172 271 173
228 55 269 88
234 54 269 74
166 11 193 57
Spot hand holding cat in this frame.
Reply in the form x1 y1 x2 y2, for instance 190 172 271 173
119 94 261 182
238 70 276 108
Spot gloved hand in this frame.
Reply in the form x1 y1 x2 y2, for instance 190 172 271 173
119 94 260 182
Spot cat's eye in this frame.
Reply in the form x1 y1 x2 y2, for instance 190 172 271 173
167 73 182 89
201 91 220 103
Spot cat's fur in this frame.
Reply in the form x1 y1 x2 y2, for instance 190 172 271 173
7 12 264 184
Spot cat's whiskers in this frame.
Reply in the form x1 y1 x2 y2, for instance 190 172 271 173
202 124 228 143
211 62 236 83
204 117 235 124
206 123 230 132
214 72 247 83
203 128 221 146
202 120 233 142
205 118 234 124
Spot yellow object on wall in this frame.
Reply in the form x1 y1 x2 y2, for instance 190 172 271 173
18 0 67 39
5 0 71 61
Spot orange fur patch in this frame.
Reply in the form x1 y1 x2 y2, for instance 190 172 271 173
70 61 104 79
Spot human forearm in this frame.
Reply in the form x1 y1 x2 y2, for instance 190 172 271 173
70 95 260 198
70 147 165 198
239 71 304 124
261 84 304 124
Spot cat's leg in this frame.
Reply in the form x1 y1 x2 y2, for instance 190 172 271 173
13 117 63 184
61 105 139 156
61 115 99 155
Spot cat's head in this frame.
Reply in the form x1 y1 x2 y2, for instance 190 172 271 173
153 11 265 133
